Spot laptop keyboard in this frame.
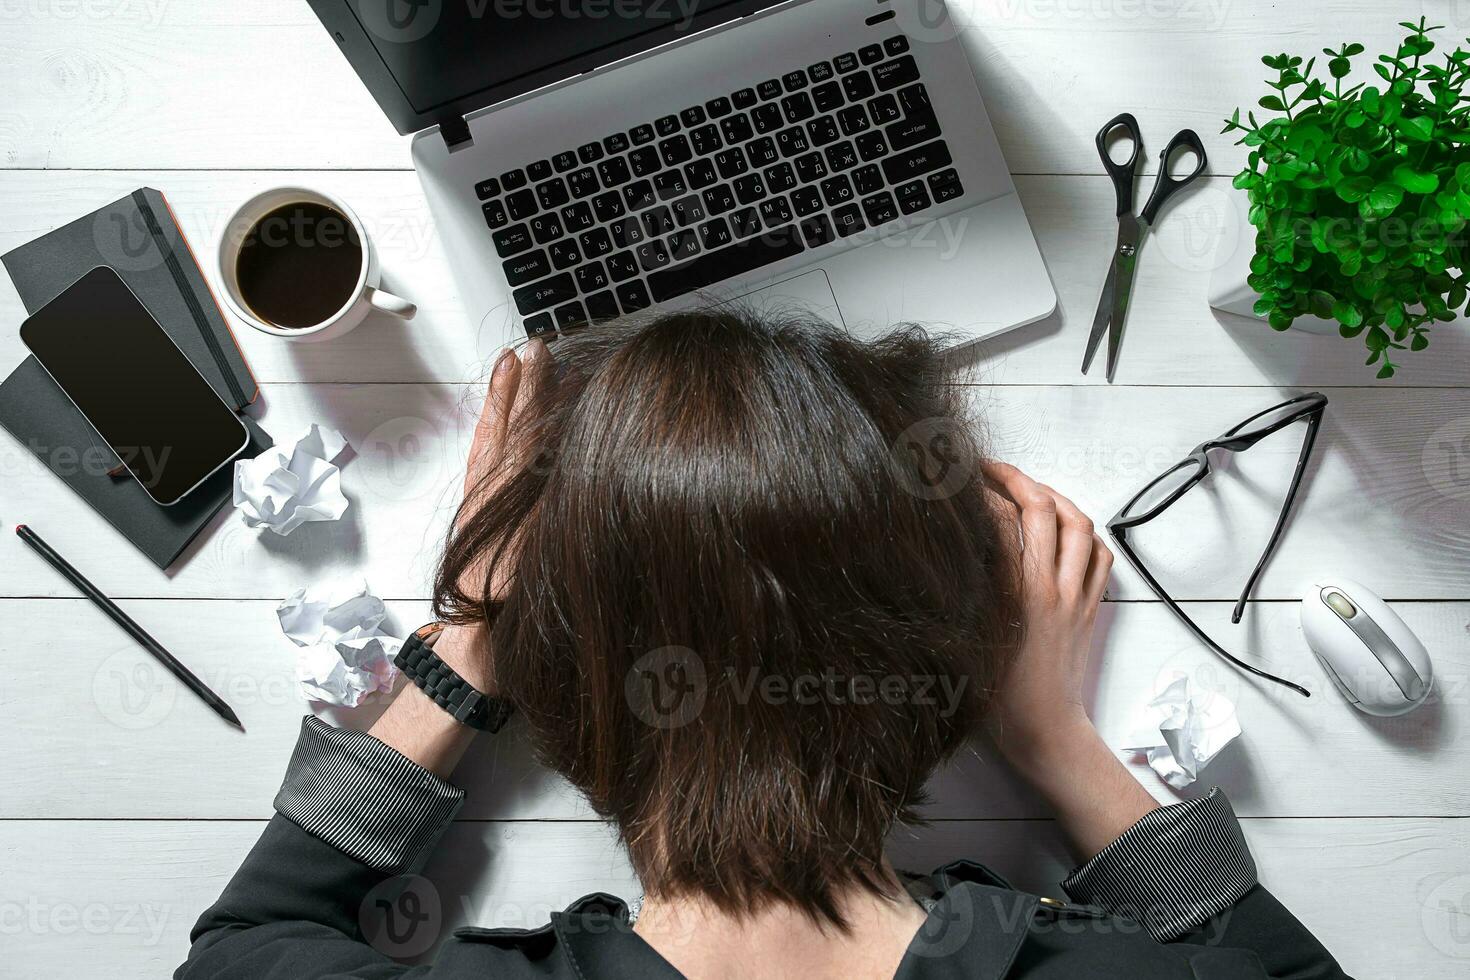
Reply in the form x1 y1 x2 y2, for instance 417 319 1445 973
474 34 965 337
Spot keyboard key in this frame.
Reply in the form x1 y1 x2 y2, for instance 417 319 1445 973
837 104 870 136
630 146 662 177
801 213 835 247
685 158 719 190
660 134 693 167
680 105 706 127
656 114 680 136
842 72 875 101
669 228 701 261
482 199 508 228
671 194 706 226
580 227 614 259
895 179 932 214
749 136 780 167
513 273 576 315
781 91 815 124
775 127 809 158
578 141 604 163
759 195 793 226
887 111 940 152
503 249 551 286
703 184 737 215
643 205 675 236
654 170 687 200
898 83 931 117
856 131 889 162
607 250 640 282
575 261 610 293
833 203 866 237
812 81 844 113
869 94 901 125
611 216 645 248
715 147 749 180
506 189 538 221
859 44 883 65
549 238 581 269
587 289 620 321
825 140 858 172
524 311 554 337
648 222 804 302
494 222 534 257
553 150 578 172
604 132 630 154
821 175 855 206
782 69 808 92
928 168 964 202
732 88 757 109
501 168 527 190
834 52 860 73
528 159 553 182
884 35 910 56
617 280 651 314
862 191 899 225
598 156 632 187
630 123 656 145
706 96 733 118
730 207 761 238
720 113 755 144
690 124 722 157
794 151 828 183
475 177 501 199
555 300 588 330
699 217 733 249
765 162 798 193
530 213 564 244
809 61 834 83
537 178 570 210
883 140 953 184
752 103 784 134
807 115 840 146
757 78 782 100
734 173 767 204
637 239 671 271
561 201 595 233
874 56 920 92
853 164 884 196
791 185 824 217
623 179 656 211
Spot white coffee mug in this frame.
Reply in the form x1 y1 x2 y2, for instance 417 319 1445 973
216 186 415 343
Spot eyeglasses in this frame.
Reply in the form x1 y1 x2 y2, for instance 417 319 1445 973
1106 392 1328 698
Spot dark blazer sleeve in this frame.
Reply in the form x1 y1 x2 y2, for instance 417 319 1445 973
1060 788 1351 979
175 717 465 979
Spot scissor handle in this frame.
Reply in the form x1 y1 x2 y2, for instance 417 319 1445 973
1095 112 1141 217
1140 129 1208 225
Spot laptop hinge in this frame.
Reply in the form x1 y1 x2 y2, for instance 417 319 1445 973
439 115 473 151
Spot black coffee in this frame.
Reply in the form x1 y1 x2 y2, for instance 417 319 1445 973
235 201 364 329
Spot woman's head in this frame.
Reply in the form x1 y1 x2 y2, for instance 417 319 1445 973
436 309 1019 926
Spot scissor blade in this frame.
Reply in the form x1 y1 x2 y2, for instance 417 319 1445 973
1104 216 1144 382
1082 260 1118 373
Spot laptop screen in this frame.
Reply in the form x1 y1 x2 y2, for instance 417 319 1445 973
342 1 763 119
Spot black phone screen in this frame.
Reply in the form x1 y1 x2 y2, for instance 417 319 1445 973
19 267 249 505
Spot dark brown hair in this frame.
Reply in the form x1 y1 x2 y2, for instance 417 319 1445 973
436 309 1019 927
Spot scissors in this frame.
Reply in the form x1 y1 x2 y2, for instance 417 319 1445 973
1082 113 1208 381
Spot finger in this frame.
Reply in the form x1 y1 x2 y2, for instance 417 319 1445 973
505 338 552 465
981 462 1057 584
466 349 522 492
1038 485 1095 589
1083 533 1114 608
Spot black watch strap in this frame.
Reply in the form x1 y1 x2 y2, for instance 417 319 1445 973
394 625 513 733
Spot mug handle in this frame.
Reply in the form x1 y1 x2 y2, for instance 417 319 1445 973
366 286 417 320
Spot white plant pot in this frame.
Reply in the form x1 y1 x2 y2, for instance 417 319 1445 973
1207 191 1341 335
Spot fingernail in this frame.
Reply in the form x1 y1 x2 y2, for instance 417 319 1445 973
494 349 517 375
526 338 548 362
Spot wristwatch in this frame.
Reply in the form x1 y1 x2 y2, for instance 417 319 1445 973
394 623 514 733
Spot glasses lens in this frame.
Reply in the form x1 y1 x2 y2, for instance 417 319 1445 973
1229 400 1313 441
1122 458 1203 520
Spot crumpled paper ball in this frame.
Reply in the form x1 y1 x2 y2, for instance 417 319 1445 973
278 578 401 707
1122 675 1241 789
234 424 350 536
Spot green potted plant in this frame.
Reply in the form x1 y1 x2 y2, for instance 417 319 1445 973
1219 17 1470 378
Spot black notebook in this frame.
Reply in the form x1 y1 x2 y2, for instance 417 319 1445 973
0 188 270 569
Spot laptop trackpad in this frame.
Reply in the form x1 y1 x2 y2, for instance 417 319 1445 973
724 269 845 329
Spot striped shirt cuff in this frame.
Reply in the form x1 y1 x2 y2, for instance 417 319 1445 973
1061 788 1256 942
274 716 465 874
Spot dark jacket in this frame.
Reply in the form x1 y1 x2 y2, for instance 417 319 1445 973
176 718 1351 979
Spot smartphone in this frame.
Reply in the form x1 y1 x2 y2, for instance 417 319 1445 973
19 266 251 506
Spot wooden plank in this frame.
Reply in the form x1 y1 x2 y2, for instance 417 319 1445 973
5 170 1467 387
1 816 1465 978
0 2 1416 174
2 383 1466 600
4 597 1465 820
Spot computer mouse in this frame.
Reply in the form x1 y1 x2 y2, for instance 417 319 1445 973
1300 578 1433 716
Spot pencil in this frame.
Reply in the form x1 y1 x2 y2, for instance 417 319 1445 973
15 524 244 732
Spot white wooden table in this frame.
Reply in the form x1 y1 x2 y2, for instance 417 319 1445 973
3 2 1469 976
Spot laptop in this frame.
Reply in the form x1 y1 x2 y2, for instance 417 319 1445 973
307 0 1054 349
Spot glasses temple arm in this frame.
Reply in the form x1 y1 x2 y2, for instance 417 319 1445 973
1231 414 1324 624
